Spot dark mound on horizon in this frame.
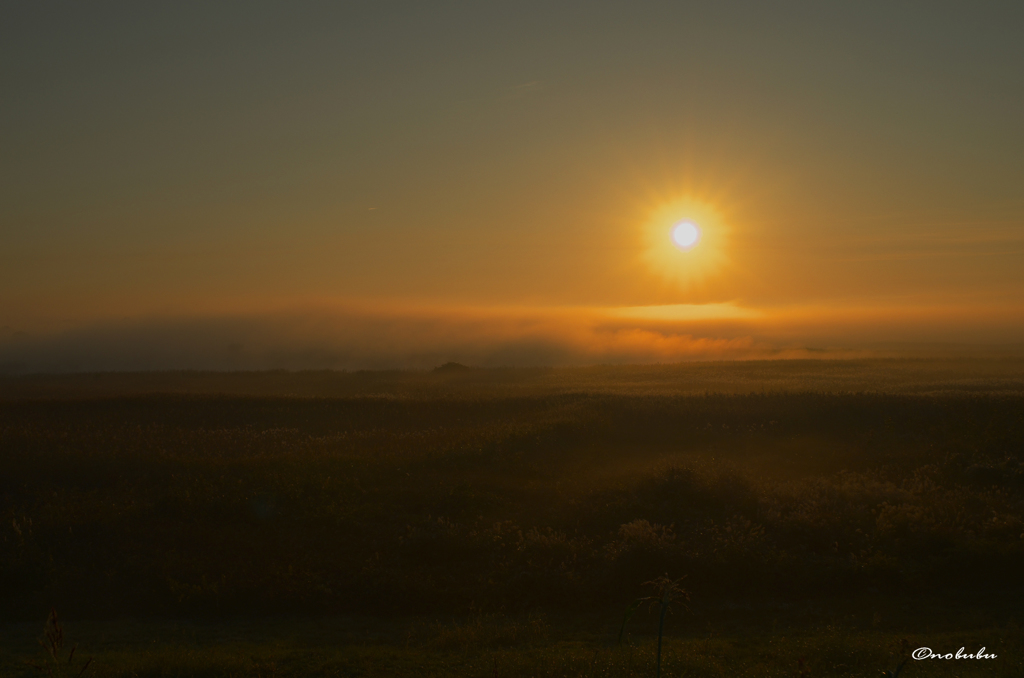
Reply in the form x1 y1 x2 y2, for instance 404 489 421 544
433 361 472 372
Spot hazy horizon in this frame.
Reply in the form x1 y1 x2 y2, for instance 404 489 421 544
3 302 1024 374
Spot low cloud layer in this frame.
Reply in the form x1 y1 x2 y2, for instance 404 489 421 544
1 302 1022 373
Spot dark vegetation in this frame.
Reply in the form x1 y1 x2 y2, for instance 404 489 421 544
1 360 1023 675
3 373 1024 620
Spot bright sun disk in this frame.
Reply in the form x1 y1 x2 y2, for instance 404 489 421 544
672 221 701 250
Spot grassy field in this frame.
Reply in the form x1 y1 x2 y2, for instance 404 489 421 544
2 359 1023 676
2 612 1021 677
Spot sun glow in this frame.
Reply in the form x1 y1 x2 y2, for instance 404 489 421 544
672 221 701 250
640 196 731 288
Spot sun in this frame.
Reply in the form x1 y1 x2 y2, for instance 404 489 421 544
639 196 730 288
671 221 701 250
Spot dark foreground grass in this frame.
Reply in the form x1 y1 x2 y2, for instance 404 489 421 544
2 610 1022 677
2 361 1023 675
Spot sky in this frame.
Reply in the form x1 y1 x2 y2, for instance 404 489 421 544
2 2 1024 371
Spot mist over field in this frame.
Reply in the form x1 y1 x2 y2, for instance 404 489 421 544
4 304 1024 374
4 362 1024 677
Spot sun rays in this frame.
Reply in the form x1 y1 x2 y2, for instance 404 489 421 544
639 195 732 290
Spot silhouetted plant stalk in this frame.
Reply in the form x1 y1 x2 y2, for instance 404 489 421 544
618 575 689 678
26 609 92 678
882 638 911 677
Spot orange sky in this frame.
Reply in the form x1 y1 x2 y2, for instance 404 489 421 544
2 3 1023 370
